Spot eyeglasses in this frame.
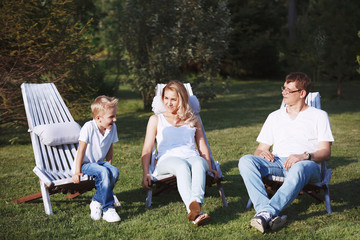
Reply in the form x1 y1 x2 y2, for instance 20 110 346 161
281 86 303 94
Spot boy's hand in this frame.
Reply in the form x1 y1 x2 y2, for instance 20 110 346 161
142 174 152 190
72 172 84 184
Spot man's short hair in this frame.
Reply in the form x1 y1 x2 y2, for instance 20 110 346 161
91 96 118 118
285 72 311 97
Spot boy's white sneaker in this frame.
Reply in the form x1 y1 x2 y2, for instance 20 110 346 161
90 200 102 221
103 208 121 222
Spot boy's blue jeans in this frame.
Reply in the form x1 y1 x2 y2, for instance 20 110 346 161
238 154 321 217
156 155 209 213
81 161 119 212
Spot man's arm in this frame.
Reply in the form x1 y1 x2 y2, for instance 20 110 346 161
284 141 331 170
254 142 274 162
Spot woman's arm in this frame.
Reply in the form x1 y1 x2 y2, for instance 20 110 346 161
194 117 219 182
141 115 158 190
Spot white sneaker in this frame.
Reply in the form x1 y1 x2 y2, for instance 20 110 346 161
89 200 102 221
113 195 122 208
103 208 121 222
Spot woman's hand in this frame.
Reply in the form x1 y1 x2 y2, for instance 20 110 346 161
210 169 219 183
142 173 152 190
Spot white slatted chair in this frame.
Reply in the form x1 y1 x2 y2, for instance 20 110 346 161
145 83 228 208
13 83 95 215
245 92 332 214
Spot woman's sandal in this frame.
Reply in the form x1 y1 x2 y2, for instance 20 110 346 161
193 214 211 226
187 201 201 221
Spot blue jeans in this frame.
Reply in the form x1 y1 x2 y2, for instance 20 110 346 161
238 154 321 217
81 161 119 211
156 156 209 212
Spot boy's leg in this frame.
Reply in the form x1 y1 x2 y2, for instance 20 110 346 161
81 162 115 212
101 161 119 190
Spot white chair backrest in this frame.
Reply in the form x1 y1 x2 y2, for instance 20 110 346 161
151 83 200 115
280 92 321 109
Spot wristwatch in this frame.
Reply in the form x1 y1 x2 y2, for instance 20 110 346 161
304 152 312 160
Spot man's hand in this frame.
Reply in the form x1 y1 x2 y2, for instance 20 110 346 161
72 172 84 184
142 173 152 190
258 150 275 162
284 154 304 170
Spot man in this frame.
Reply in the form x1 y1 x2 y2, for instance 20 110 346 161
238 72 334 233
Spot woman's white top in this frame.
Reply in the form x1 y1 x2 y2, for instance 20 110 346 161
156 114 199 164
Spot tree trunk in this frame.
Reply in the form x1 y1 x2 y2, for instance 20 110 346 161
288 0 297 41
337 77 342 99
142 91 152 111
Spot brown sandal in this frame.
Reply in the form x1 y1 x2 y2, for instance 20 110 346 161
193 214 211 226
187 201 201 221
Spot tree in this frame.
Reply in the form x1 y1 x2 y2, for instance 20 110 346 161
121 0 230 109
225 0 286 77
0 0 98 124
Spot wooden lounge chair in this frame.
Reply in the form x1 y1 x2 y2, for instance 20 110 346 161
13 83 96 215
145 83 228 208
245 92 332 214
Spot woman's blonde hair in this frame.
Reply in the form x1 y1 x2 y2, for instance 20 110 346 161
161 81 197 127
91 95 118 118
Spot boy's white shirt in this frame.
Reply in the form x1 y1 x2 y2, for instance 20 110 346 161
72 119 118 174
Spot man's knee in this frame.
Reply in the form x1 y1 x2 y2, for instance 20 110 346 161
238 154 255 173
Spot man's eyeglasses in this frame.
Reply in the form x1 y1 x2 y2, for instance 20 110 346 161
281 86 303 94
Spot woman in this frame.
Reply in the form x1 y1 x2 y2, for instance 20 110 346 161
141 81 219 226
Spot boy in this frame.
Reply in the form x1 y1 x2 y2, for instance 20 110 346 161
72 96 121 222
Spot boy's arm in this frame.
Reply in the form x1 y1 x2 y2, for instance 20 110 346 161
106 143 114 165
72 140 87 184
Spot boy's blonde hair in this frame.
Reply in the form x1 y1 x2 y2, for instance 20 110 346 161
91 96 118 118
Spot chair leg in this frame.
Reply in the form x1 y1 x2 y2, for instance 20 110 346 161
146 189 153 208
217 182 228 207
324 186 331 214
246 198 253 210
40 181 53 215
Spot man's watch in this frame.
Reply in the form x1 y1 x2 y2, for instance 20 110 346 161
304 152 312 160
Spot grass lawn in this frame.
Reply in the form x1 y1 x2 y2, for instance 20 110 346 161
1 79 359 239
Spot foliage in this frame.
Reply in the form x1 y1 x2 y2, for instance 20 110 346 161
281 0 360 97
225 0 286 77
0 0 98 125
94 0 126 93
121 0 231 109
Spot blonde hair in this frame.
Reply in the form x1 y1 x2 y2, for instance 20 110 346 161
91 95 118 118
161 81 197 127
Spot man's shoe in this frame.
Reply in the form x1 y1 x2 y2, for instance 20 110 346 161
103 208 121 223
269 215 287 231
250 211 271 233
89 200 102 221
250 215 268 233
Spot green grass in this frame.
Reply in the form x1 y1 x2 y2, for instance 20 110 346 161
1 79 360 239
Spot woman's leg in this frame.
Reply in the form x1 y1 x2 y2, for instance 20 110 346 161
186 156 209 205
156 156 192 211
